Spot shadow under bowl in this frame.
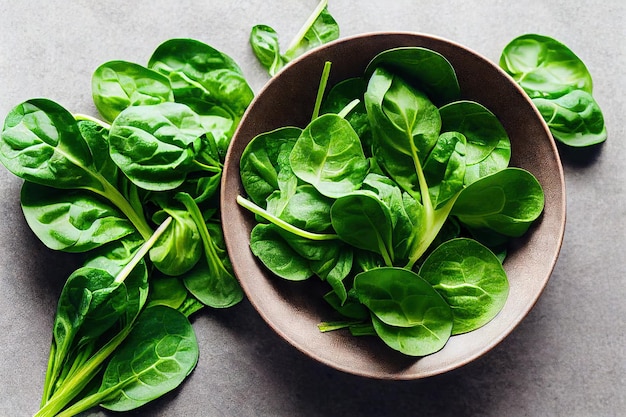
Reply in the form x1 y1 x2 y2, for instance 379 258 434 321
221 32 566 379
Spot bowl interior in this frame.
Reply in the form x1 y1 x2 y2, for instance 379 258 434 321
221 32 565 379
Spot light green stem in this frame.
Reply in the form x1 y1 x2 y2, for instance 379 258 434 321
237 195 339 241
283 0 329 60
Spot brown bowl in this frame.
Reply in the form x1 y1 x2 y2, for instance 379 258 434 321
221 32 566 379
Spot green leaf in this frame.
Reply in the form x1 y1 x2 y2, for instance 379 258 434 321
148 38 253 119
0 99 99 189
419 238 509 334
452 167 545 237
249 223 313 281
331 191 395 265
21 181 135 253
499 33 593 99
250 25 284 76
439 100 510 185
290 114 369 198
98 306 199 412
365 46 460 106
92 60 174 123
108 102 205 191
354 267 453 356
532 89 607 147
240 127 301 206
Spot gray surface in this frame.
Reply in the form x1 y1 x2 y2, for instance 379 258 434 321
0 1 624 416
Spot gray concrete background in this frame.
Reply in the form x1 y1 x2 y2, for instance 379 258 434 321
0 1 624 416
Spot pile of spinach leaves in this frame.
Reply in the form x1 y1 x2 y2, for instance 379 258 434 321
238 47 546 356
0 38 253 416
500 34 607 147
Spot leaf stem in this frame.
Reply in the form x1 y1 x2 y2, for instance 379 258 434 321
311 61 332 121
115 216 172 283
237 195 339 241
283 0 329 60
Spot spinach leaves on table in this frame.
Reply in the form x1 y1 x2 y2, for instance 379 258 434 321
0 37 250 417
250 0 339 76
499 34 607 147
238 46 545 356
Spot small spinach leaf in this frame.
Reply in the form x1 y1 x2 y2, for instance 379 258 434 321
290 114 369 198
532 89 607 147
419 238 509 334
354 267 453 356
452 167 545 237
365 46 460 106
92 60 174 123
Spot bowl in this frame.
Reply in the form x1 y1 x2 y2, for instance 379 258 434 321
221 32 566 379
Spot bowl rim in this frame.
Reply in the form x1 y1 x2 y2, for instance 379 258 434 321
221 30 566 379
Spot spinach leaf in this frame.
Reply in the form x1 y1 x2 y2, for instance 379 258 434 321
240 126 301 206
452 167 545 237
250 0 339 76
419 238 509 334
289 113 369 198
365 47 460 106
439 100 510 184
321 77 372 148
149 204 202 276
331 191 395 266
0 98 153 239
20 181 135 253
98 306 198 412
108 102 208 191
57 305 199 415
148 38 253 120
532 89 607 147
499 34 607 147
422 131 467 209
499 33 593 99
250 223 314 281
92 60 174 123
176 193 243 308
354 267 453 356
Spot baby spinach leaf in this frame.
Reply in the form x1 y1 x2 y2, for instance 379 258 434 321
365 47 460 106
422 131 467 209
145 275 190 311
176 193 243 308
108 102 206 191
76 119 118 184
148 38 253 120
439 100 510 184
149 205 202 276
249 24 284 76
0 98 154 239
20 181 135 253
0 98 100 189
500 34 607 148
532 89 607 147
365 67 441 164
250 0 339 76
499 33 593 99
96 305 199 412
321 77 372 148
419 238 509 334
92 60 174 123
240 126 301 206
269 184 333 232
290 113 369 198
250 223 314 281
452 167 545 237
354 267 453 356
331 191 395 266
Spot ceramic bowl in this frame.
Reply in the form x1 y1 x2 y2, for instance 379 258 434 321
221 32 566 379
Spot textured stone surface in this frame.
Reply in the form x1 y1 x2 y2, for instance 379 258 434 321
0 1 624 416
